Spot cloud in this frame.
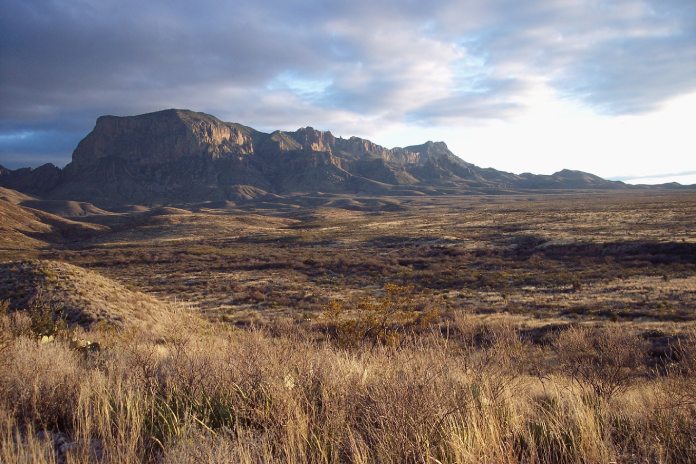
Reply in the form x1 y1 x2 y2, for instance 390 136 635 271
406 77 528 125
435 0 696 114
619 172 696 185
613 170 696 181
1 0 694 167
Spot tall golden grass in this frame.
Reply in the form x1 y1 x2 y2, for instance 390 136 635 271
0 306 694 463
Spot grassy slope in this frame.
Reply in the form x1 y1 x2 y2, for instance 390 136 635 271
0 260 199 338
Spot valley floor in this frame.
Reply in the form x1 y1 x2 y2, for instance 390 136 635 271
1 190 695 462
6 190 694 330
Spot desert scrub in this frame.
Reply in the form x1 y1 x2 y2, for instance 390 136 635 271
553 325 650 401
322 284 440 348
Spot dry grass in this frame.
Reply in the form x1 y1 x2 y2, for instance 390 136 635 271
0 306 694 463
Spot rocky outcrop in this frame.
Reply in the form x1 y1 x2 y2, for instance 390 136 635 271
0 109 630 205
288 127 336 153
70 110 256 168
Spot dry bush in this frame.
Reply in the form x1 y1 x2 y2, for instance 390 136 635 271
450 314 538 397
668 328 696 378
0 301 12 359
322 284 440 348
553 325 649 400
161 426 274 464
655 328 696 421
604 379 696 463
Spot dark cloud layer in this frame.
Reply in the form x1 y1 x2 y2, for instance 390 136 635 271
1 0 694 167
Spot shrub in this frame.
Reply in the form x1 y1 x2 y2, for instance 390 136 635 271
554 325 649 400
322 284 440 348
26 301 70 339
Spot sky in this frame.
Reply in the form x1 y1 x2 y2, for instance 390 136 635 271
1 0 694 184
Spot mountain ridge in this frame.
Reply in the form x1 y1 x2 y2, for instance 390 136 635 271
0 108 685 206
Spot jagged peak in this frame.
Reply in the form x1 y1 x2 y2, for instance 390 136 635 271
403 140 452 156
4 163 60 173
35 162 60 170
285 126 335 152
425 140 448 148
293 126 334 137
406 140 448 149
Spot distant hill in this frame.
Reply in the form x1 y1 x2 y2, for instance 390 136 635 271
0 108 669 205
0 187 108 250
19 199 112 218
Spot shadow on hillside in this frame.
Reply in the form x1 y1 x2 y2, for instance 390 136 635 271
364 235 462 248
507 235 696 266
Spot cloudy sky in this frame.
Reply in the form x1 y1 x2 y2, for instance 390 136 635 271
1 0 694 183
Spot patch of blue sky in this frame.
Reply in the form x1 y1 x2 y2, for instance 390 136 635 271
267 71 333 101
450 59 493 94
0 131 36 141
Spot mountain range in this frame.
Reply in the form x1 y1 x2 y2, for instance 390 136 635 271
0 109 680 206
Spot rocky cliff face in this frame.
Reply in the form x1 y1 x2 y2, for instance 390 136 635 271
1 109 629 205
70 110 256 167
